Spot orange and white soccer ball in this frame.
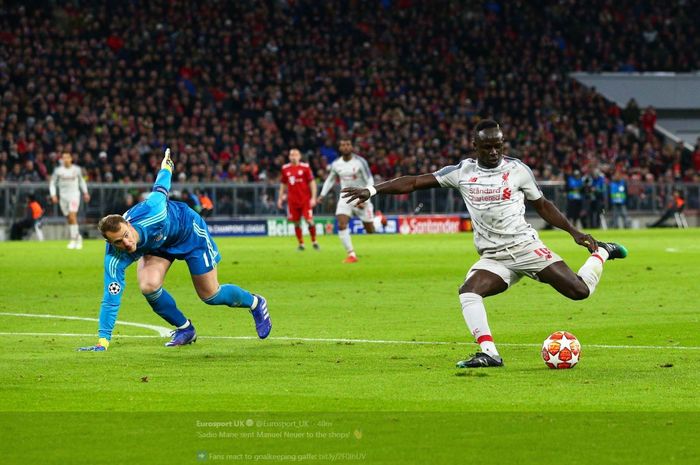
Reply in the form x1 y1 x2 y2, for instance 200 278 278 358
541 331 581 369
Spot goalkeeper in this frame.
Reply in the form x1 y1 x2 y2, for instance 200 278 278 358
79 149 271 351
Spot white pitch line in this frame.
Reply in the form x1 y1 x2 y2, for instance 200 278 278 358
0 312 172 336
0 331 697 351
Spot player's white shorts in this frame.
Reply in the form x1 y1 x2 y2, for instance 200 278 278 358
59 195 80 216
465 239 563 288
335 195 374 223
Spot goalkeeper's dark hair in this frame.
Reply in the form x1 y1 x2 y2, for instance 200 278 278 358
98 214 127 238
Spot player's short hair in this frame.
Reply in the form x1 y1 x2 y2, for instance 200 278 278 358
98 214 127 238
473 119 502 140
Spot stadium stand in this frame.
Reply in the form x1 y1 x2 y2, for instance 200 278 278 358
0 0 698 189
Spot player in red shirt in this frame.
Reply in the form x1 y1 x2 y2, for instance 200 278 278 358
277 148 319 250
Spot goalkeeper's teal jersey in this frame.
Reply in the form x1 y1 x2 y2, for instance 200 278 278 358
98 168 220 339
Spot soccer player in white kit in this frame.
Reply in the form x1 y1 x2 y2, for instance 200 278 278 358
50 152 90 249
318 139 375 263
342 120 627 368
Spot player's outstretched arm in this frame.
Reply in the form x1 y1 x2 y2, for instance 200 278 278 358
149 148 174 203
342 174 439 204
529 197 597 252
78 247 135 352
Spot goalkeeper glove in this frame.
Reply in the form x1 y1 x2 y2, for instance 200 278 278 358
77 337 110 352
161 148 174 172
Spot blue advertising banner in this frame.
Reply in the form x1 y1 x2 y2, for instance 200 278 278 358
348 215 400 234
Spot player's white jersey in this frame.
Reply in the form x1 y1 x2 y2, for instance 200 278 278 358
433 156 542 255
50 164 88 198
319 154 373 197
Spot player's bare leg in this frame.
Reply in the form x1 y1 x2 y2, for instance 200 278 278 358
67 211 81 249
362 221 375 234
456 270 508 368
138 255 195 346
337 214 357 263
193 267 272 339
536 261 590 300
537 241 627 300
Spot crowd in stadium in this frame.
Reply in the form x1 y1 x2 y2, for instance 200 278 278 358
1 0 700 189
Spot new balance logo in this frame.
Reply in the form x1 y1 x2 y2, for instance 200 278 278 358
502 188 511 200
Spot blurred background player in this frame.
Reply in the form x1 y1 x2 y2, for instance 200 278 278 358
277 148 318 250
49 152 90 249
342 120 627 368
318 139 374 263
78 149 271 351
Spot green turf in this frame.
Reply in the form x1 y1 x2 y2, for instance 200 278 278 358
0 229 699 464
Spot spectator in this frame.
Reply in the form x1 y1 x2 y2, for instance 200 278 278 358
609 172 630 229
648 190 686 228
197 189 214 218
10 194 44 240
565 169 584 227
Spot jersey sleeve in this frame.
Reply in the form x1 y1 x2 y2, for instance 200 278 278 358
319 164 338 197
304 166 314 183
98 246 135 340
280 168 289 185
49 169 58 197
150 168 172 200
516 161 542 201
145 168 172 213
78 167 88 195
359 157 373 187
433 161 464 189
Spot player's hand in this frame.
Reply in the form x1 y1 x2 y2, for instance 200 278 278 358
341 187 370 205
161 148 174 172
277 198 284 209
310 198 317 208
83 193 91 203
77 338 109 352
51 195 58 204
317 195 325 205
572 231 597 253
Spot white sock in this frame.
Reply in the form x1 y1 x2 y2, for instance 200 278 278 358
577 247 608 296
69 224 79 240
177 320 191 329
459 292 499 357
338 228 355 255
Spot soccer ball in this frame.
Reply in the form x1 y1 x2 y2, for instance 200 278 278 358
541 331 581 369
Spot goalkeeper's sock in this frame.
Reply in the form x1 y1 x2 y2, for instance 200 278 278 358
144 287 188 327
577 248 608 296
459 292 500 357
338 228 354 255
203 284 254 308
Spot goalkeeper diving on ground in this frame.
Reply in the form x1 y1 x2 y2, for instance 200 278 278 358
78 148 271 351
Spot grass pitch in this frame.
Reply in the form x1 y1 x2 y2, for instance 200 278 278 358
0 229 698 464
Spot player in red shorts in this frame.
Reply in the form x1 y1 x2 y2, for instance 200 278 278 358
277 148 319 250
